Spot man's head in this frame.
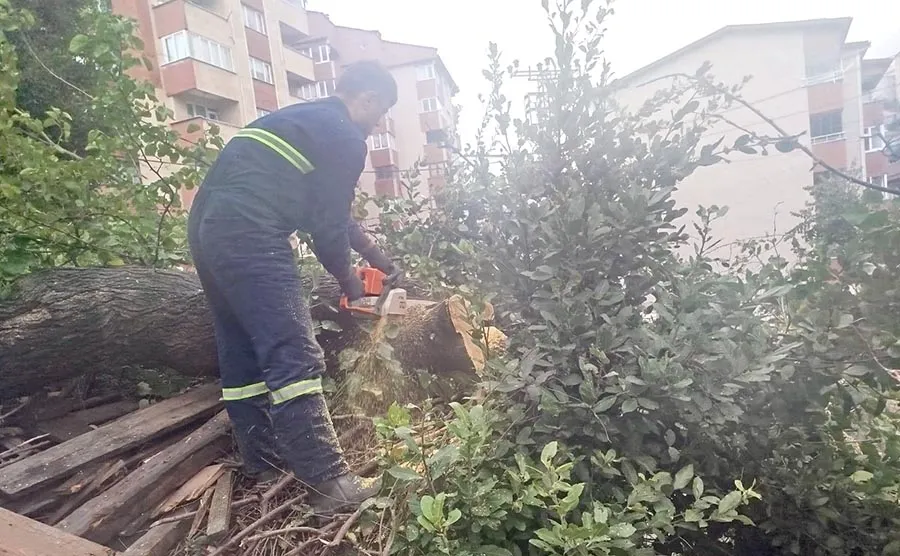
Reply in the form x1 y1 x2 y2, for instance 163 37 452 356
334 61 398 136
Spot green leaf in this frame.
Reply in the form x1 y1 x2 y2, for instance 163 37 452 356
69 34 91 54
387 466 422 482
609 522 636 538
540 441 559 467
621 399 638 413
692 476 704 499
674 464 694 490
593 395 618 412
445 508 462 526
717 491 742 514
850 470 874 483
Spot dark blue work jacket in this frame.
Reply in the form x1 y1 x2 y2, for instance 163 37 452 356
198 96 376 286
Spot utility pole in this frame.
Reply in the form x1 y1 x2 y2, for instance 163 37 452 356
512 66 559 125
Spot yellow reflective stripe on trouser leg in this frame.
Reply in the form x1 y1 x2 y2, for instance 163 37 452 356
221 382 269 401
233 128 315 174
270 378 324 405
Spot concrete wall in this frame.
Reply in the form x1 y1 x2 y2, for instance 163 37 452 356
616 29 814 260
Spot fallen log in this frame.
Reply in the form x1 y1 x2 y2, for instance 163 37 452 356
0 267 503 398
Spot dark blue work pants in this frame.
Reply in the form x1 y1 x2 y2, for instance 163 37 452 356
187 186 349 486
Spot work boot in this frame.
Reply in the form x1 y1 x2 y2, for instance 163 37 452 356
308 473 381 516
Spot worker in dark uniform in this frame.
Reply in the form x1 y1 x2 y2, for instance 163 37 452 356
187 61 398 515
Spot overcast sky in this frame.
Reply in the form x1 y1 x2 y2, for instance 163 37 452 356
307 0 899 140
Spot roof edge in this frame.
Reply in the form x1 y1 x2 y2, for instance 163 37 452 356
614 17 854 87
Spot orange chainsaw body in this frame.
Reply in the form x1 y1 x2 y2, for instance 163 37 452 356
339 267 407 317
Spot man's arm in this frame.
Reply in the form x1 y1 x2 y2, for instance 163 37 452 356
307 138 367 296
348 220 395 274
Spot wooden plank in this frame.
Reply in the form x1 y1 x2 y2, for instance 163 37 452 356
188 488 214 537
39 401 140 442
57 411 231 544
0 506 119 556
205 470 234 543
121 520 189 556
154 463 224 516
0 384 221 498
48 460 126 525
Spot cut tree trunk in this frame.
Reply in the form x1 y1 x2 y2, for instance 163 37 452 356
0 267 502 398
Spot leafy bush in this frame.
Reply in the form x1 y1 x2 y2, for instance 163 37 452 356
363 1 900 554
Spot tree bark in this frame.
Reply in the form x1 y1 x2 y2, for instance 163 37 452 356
0 267 493 398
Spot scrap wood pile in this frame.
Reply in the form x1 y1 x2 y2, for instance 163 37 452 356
0 382 385 555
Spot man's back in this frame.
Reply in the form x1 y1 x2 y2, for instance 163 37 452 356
199 97 367 234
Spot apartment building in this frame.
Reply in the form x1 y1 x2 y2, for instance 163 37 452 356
110 1 458 212
305 12 460 202
613 18 900 258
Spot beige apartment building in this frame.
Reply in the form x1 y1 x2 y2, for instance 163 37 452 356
110 0 458 211
305 12 460 204
614 18 900 259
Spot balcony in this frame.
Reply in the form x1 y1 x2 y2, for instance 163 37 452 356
370 148 399 168
283 47 315 82
171 116 240 144
162 58 240 102
272 0 310 36
152 0 230 44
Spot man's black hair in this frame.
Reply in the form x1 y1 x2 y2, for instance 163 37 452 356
335 60 398 107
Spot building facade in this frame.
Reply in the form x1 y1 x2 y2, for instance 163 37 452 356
304 12 459 203
613 18 900 258
111 1 458 211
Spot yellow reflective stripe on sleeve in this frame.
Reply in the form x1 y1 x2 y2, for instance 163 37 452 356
221 382 269 401
270 378 324 405
233 128 315 174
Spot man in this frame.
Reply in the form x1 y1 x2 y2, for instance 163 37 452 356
187 61 398 515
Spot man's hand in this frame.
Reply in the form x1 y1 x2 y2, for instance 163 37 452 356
341 273 366 302
362 247 395 276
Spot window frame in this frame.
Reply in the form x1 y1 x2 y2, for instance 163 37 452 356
161 31 233 71
864 125 886 153
416 63 435 81
809 110 844 143
420 97 440 113
370 132 393 150
242 5 266 35
249 56 274 84
187 102 220 121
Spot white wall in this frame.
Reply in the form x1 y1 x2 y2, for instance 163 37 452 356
615 29 815 260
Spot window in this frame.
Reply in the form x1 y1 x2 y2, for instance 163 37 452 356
420 97 440 113
370 133 393 150
810 110 843 143
865 125 886 153
297 80 334 100
416 63 435 81
805 59 843 86
256 108 271 118
426 129 447 145
242 5 266 35
249 57 274 84
375 167 394 180
187 103 220 121
311 44 331 63
161 31 233 71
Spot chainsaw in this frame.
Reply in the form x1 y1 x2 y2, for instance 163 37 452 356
339 267 409 317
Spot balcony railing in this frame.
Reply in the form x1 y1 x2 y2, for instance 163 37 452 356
804 69 844 87
811 132 846 145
